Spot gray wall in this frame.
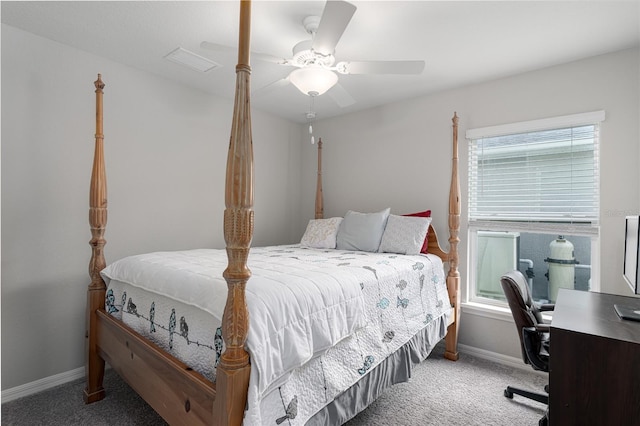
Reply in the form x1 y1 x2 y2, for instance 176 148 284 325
305 47 640 360
1 25 305 390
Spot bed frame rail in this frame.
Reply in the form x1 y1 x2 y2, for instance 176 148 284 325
96 310 215 425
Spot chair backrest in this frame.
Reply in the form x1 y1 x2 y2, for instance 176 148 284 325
500 270 544 364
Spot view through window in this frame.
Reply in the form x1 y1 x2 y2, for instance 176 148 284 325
467 112 603 305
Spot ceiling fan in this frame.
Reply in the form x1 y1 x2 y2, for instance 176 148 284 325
201 0 425 108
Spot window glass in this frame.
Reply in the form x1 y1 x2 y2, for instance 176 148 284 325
467 112 602 305
475 230 592 304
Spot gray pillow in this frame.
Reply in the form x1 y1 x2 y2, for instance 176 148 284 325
379 214 432 255
336 208 391 252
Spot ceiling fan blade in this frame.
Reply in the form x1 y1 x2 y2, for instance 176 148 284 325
312 0 357 56
252 77 290 97
200 41 291 65
337 60 426 75
328 82 355 108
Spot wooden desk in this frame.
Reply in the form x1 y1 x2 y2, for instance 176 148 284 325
550 288 640 425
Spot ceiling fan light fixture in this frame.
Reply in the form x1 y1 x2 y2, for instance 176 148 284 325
289 67 338 96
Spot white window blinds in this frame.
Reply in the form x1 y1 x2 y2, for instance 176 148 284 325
468 111 603 226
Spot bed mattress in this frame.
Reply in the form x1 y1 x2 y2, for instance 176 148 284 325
101 245 451 425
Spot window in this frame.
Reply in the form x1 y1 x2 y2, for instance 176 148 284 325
467 111 604 305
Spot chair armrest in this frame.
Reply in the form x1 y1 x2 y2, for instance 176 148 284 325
536 303 555 312
522 327 550 372
535 323 550 333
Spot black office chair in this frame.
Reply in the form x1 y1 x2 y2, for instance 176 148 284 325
500 270 553 426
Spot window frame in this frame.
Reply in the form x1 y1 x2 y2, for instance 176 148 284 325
466 111 604 307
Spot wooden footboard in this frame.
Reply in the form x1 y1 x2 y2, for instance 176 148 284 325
81 73 221 422
84 3 255 425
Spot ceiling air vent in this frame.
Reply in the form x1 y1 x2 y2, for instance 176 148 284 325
164 47 220 73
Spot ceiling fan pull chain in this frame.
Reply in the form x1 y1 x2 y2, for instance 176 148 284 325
308 95 316 144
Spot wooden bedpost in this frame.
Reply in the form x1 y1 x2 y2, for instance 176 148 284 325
444 112 461 361
84 74 108 403
315 138 324 219
213 1 253 424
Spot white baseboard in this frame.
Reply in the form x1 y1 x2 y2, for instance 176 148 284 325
1 344 544 404
1 366 85 404
458 343 547 377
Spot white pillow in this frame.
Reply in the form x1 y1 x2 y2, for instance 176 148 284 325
300 217 343 249
336 208 391 252
378 214 432 255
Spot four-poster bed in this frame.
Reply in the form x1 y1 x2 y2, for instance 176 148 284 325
84 1 461 425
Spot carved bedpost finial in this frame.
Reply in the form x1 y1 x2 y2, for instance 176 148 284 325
89 73 107 289
448 112 460 274
94 74 105 92
85 74 108 404
444 112 461 362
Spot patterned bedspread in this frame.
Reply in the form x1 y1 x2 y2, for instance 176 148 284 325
102 245 451 425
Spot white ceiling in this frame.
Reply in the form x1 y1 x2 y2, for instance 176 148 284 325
2 1 639 123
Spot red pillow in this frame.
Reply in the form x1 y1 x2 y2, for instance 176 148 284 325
403 210 431 253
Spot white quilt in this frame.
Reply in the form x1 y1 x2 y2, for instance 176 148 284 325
101 245 451 425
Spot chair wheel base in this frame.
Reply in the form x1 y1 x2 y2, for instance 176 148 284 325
503 385 549 405
539 411 549 426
